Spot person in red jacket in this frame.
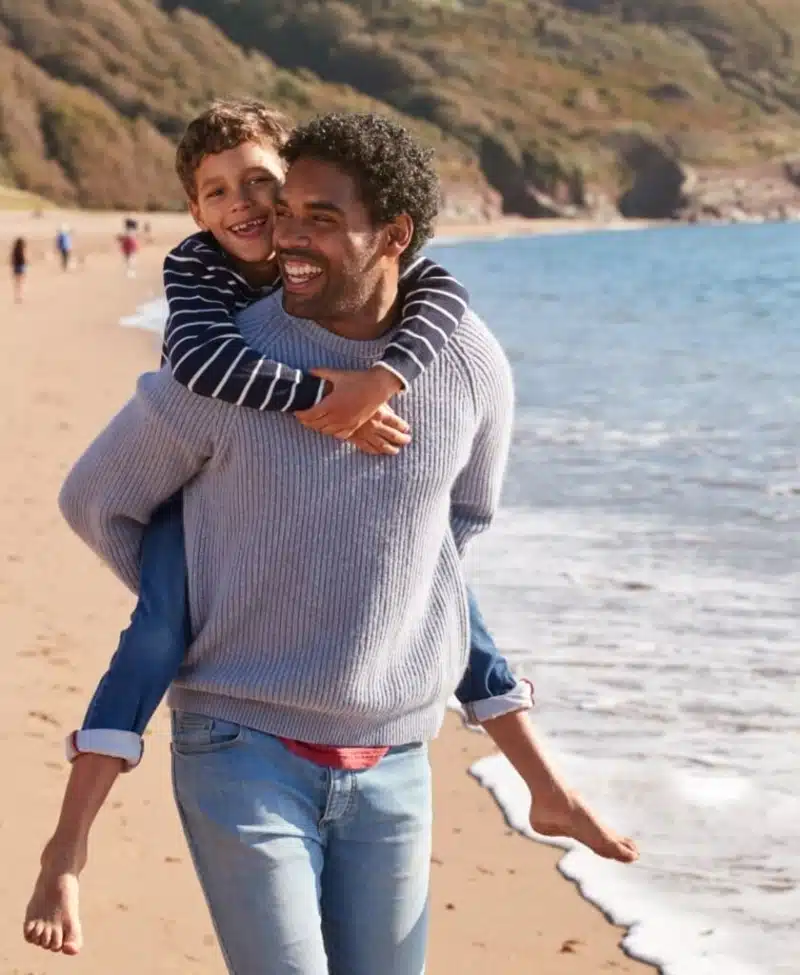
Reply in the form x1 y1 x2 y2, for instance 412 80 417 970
117 229 138 276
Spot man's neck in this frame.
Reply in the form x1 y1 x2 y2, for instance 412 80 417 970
317 274 400 342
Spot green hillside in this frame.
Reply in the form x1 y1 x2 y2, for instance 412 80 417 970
2 0 800 216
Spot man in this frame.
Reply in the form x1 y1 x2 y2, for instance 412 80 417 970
56 112 513 974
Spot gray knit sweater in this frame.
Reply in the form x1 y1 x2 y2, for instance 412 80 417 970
59 292 513 745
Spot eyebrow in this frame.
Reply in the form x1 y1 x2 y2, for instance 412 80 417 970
244 167 279 180
275 196 344 216
198 167 278 192
197 175 227 195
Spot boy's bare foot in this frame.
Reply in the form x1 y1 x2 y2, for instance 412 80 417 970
24 839 86 954
530 789 639 863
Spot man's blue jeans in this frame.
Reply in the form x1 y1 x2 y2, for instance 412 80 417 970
72 494 521 766
172 711 431 974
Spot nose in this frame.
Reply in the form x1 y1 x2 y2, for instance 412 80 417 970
274 213 311 250
230 183 255 211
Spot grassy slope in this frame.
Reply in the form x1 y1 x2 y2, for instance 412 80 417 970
2 0 800 210
165 0 800 201
0 0 484 209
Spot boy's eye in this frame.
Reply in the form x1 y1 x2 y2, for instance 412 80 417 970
206 187 224 199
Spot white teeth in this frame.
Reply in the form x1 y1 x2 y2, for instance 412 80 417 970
283 261 322 282
230 218 266 232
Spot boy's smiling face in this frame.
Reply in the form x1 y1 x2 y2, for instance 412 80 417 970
190 140 285 268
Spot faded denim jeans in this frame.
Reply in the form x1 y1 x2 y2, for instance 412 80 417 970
171 710 431 975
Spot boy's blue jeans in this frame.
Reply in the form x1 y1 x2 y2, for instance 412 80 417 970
69 495 529 767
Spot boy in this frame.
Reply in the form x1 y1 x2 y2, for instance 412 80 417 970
24 101 636 957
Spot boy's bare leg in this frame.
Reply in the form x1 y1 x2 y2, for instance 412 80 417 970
24 754 124 954
481 710 639 862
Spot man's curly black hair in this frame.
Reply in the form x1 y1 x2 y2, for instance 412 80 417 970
280 113 440 266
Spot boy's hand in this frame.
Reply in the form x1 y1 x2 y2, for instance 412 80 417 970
295 366 404 440
349 405 411 456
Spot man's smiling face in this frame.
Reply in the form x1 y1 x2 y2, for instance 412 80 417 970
190 140 285 266
273 156 387 322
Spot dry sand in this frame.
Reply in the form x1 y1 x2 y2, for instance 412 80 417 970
0 220 656 974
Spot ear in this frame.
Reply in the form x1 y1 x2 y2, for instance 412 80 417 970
384 214 414 260
189 200 208 231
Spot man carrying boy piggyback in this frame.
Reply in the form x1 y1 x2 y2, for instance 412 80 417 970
25 102 637 972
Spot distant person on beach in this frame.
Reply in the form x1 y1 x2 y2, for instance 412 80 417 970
24 106 637 965
55 225 72 271
10 237 26 303
117 230 138 276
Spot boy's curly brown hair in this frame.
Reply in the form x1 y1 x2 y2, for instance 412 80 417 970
176 99 292 201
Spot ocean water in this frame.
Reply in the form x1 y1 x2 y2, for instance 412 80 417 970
439 222 800 975
123 221 799 974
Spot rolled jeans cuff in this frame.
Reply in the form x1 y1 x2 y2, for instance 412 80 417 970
463 678 534 726
65 729 143 771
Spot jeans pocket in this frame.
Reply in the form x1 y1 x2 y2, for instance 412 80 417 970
171 710 244 756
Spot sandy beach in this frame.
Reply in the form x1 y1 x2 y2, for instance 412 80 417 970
0 220 656 975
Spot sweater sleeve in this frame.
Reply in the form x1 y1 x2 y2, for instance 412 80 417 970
58 370 226 594
377 256 469 389
162 236 326 412
449 319 514 557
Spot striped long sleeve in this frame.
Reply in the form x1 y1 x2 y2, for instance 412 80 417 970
162 233 326 412
161 233 470 412
378 255 469 388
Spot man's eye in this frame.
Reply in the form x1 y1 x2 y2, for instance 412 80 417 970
250 176 272 185
313 215 333 224
206 188 224 199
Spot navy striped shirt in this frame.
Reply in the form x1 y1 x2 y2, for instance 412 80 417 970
161 232 469 412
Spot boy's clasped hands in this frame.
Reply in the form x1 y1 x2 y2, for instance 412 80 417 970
295 365 411 456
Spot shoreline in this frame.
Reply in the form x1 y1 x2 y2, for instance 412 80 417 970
4 203 795 265
1 237 655 974
435 214 657 243
0 206 656 263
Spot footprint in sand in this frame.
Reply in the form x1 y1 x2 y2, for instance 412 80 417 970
28 709 61 727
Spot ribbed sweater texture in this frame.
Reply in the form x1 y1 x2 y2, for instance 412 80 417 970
59 293 513 745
